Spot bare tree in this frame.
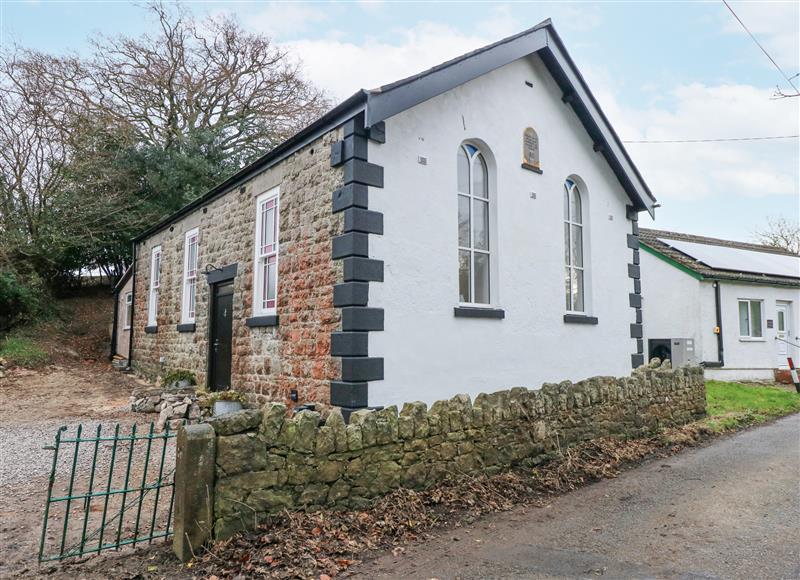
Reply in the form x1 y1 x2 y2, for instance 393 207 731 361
0 53 70 278
0 1 331 284
754 216 800 254
14 2 330 163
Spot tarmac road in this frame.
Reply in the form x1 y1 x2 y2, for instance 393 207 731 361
353 414 800 580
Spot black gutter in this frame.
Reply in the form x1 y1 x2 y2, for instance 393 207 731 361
133 90 368 243
703 280 725 368
127 242 137 368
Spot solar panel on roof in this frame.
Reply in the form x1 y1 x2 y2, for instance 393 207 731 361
657 238 800 279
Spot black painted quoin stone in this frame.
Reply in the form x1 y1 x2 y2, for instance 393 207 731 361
329 114 386 418
626 205 645 368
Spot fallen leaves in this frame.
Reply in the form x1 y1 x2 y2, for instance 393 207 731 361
190 431 705 579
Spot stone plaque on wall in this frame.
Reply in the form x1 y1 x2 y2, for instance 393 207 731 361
521 127 541 173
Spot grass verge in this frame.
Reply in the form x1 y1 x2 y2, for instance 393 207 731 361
703 380 800 432
0 335 49 367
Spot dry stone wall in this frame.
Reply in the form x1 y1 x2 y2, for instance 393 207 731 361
131 128 344 403
203 362 706 539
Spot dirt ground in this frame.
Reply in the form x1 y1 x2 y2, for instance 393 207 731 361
0 293 168 578
0 362 158 577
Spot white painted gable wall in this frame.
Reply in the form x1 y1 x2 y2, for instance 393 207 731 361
367 54 637 407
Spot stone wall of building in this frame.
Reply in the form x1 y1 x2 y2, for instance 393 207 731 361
131 128 344 403
202 362 706 539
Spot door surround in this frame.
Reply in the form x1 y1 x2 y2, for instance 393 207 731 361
205 263 237 391
775 301 792 369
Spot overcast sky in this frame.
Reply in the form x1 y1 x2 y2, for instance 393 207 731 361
2 1 798 242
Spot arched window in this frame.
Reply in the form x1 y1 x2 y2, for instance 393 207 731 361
457 144 490 304
564 178 585 312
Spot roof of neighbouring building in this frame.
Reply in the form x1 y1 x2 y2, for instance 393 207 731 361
640 228 800 287
112 265 133 293
134 19 656 243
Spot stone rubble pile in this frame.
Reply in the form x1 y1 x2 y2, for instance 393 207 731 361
129 386 204 431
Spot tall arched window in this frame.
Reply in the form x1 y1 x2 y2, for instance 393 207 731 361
457 144 490 304
564 178 585 312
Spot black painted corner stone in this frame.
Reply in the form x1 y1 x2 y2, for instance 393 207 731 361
245 315 279 328
330 381 368 407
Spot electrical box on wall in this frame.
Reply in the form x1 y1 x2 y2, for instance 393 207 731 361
648 338 696 368
671 338 696 368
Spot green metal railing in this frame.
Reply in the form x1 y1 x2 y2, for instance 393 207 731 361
38 421 179 562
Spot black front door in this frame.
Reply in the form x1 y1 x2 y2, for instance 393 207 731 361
209 282 234 391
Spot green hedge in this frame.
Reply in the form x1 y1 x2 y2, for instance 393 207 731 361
0 271 50 331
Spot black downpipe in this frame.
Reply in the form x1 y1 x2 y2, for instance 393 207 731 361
703 281 725 368
127 243 137 368
109 286 119 360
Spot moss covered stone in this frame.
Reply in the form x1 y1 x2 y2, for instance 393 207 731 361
208 366 706 540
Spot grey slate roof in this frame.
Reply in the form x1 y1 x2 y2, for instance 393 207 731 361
640 228 800 287
134 19 655 243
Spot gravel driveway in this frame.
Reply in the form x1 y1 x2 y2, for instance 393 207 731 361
354 413 800 580
0 364 168 577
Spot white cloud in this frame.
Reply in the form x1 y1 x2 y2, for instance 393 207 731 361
284 22 493 100
592 81 799 201
246 2 328 39
720 1 800 82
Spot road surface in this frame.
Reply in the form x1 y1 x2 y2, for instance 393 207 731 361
353 414 800 579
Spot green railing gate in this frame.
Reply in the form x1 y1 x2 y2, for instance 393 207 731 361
39 422 179 562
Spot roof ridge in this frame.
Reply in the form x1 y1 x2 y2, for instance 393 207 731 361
640 227 798 257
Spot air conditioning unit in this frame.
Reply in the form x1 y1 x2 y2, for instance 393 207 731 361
648 338 696 368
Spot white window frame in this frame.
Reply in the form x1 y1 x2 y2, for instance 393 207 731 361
253 187 280 316
147 245 161 326
123 292 133 330
457 143 492 306
738 299 764 340
564 178 587 314
181 228 199 323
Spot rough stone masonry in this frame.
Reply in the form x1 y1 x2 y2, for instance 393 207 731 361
172 361 706 549
131 128 344 403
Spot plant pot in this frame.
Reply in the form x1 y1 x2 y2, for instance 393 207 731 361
213 400 243 416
